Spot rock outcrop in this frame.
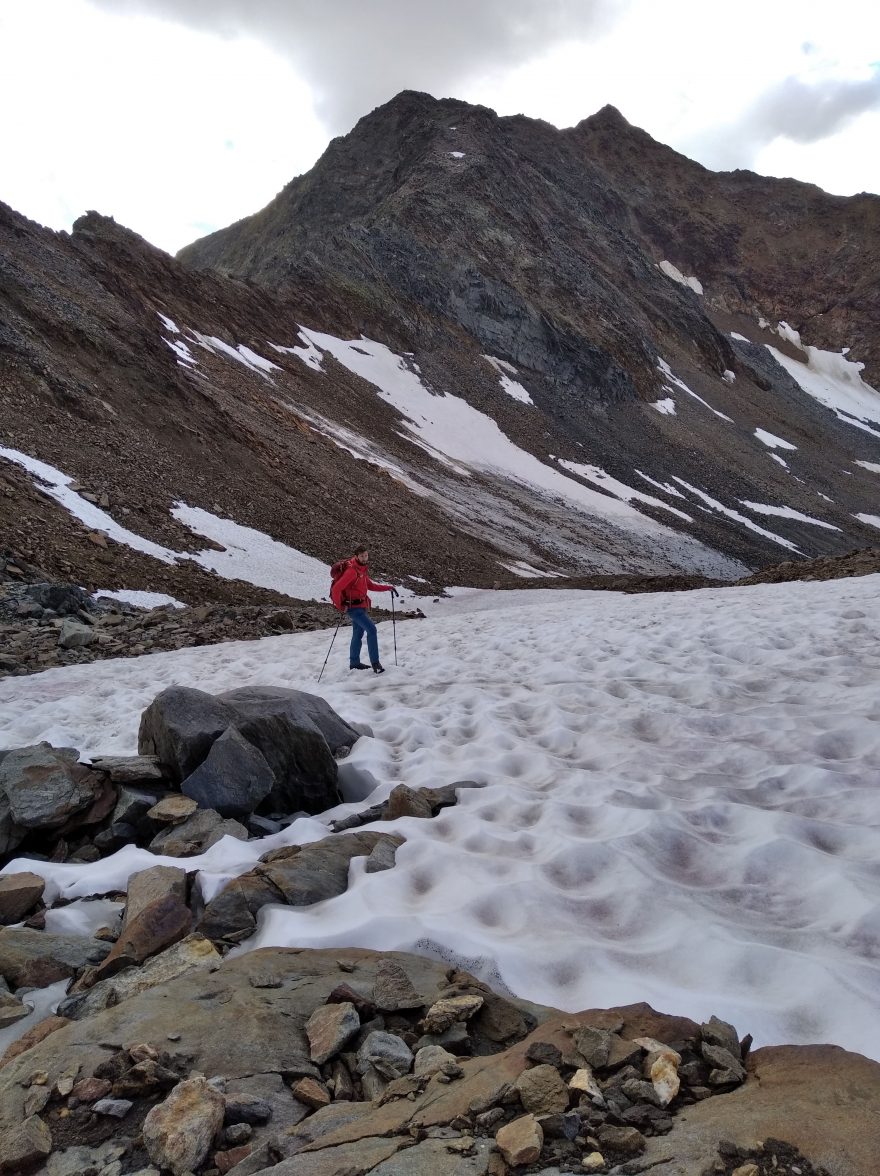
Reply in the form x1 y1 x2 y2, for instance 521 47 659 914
0 947 875 1176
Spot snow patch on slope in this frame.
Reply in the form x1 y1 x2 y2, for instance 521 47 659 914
767 324 880 440
298 330 694 541
94 590 186 610
755 428 797 451
658 260 704 295
482 355 533 405
558 461 692 522
855 460 880 474
170 504 332 600
739 502 840 531
657 358 732 422
672 478 800 551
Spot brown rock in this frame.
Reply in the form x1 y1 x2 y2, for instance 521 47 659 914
383 783 433 820
422 995 484 1034
147 795 197 823
215 1145 252 1174
87 864 191 983
305 1001 361 1065
0 873 45 925
0 1016 69 1070
496 1113 543 1166
597 1124 646 1157
143 1075 225 1176
291 1076 331 1109
0 1114 52 1175
70 1076 112 1102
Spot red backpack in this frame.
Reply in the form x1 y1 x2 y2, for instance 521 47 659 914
330 559 351 607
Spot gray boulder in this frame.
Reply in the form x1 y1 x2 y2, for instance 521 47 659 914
0 743 101 830
137 686 237 784
90 755 165 785
218 687 354 814
58 618 97 649
181 727 274 818
220 686 359 756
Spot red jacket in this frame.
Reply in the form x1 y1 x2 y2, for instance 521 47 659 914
331 558 392 611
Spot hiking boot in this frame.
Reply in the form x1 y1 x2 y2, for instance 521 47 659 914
349 662 370 670
372 662 385 675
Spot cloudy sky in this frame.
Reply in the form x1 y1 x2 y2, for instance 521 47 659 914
1 0 878 254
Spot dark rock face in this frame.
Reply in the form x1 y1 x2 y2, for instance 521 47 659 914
138 687 237 784
180 727 275 819
138 685 352 818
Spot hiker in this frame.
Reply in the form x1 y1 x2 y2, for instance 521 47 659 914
330 546 398 674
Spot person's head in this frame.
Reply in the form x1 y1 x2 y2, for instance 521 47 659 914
354 545 369 564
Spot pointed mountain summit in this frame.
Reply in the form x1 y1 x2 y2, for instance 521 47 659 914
179 90 880 394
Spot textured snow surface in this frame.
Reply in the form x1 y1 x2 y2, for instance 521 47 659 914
94 590 186 610
767 326 880 440
755 428 797 451
3 578 880 1058
658 260 704 295
739 502 840 531
482 355 534 405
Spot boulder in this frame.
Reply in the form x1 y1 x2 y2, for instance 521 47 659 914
147 795 198 823
422 995 484 1034
514 1063 569 1115
0 792 24 858
0 743 101 830
138 686 238 783
306 1001 361 1065
181 727 274 818
86 865 191 982
0 872 45 925
143 1075 225 1176
219 685 359 756
216 687 347 814
0 990 31 1030
198 831 401 943
0 1114 52 1175
0 927 111 988
357 1031 413 1080
57 933 221 1020
373 957 424 1012
496 1114 543 1166
58 618 97 649
149 808 248 857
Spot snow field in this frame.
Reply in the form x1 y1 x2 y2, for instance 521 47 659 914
3 578 880 1058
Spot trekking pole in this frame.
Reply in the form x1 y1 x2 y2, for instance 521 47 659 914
391 593 398 666
317 614 343 684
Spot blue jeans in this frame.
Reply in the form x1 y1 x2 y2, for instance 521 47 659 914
348 608 379 666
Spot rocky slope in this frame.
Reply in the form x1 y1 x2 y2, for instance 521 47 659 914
2 94 880 608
